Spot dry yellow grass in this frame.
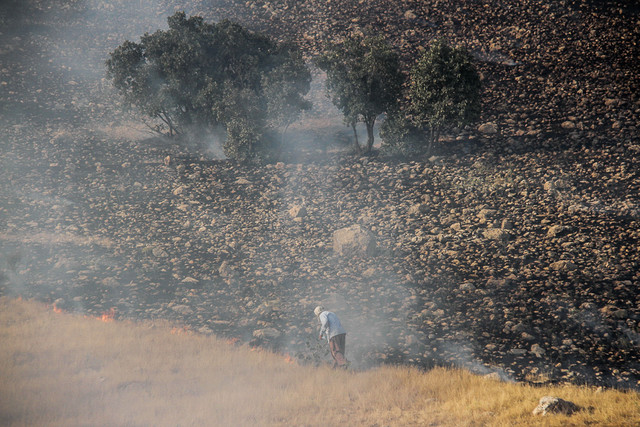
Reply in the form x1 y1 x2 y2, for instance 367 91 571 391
1 297 639 426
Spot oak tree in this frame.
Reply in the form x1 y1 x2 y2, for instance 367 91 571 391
408 39 481 146
316 34 403 153
106 12 310 161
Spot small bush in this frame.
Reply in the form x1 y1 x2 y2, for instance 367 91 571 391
379 111 425 157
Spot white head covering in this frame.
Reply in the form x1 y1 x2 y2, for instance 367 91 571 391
314 305 325 317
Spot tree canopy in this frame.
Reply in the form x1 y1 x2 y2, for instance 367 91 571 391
106 12 311 161
408 39 481 145
316 34 403 153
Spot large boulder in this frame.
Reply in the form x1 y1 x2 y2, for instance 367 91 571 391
532 396 579 416
332 225 377 256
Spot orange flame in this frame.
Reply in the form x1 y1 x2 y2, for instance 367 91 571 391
283 353 295 364
52 304 63 314
99 308 116 322
170 326 191 335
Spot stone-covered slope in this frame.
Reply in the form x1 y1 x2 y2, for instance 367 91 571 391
1 0 639 389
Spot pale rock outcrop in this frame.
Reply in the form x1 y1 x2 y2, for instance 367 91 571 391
333 224 377 256
532 396 579 416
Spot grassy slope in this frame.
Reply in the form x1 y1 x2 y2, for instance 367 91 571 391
1 297 639 426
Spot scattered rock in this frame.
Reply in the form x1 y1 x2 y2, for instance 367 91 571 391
478 122 498 134
288 204 307 219
459 282 476 292
478 208 497 222
101 277 119 287
550 260 577 271
500 219 513 230
484 371 512 382
531 344 546 358
171 304 193 315
253 328 281 340
543 181 557 192
218 261 237 278
600 305 628 319
151 247 169 258
450 222 462 232
404 10 417 19
486 277 514 287
408 203 427 216
483 228 509 241
547 225 569 238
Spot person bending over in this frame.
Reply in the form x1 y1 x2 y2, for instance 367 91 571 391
314 305 348 368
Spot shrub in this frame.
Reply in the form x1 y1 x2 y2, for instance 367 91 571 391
379 110 425 157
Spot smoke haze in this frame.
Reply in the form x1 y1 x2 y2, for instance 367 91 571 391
2 0 640 392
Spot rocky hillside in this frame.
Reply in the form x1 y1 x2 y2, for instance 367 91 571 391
195 0 640 151
1 0 639 389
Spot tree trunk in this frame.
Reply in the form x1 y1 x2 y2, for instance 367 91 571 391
365 119 375 153
158 110 178 137
281 119 291 146
351 123 361 153
428 125 434 155
427 126 441 155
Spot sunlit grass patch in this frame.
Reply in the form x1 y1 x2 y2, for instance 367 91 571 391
1 297 639 426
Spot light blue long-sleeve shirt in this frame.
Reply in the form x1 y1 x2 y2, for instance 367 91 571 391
318 311 346 342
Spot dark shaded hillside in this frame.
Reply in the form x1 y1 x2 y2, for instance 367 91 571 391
1 0 639 389
196 0 640 152
2 0 639 149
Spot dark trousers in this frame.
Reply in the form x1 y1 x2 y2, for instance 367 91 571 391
329 333 347 367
